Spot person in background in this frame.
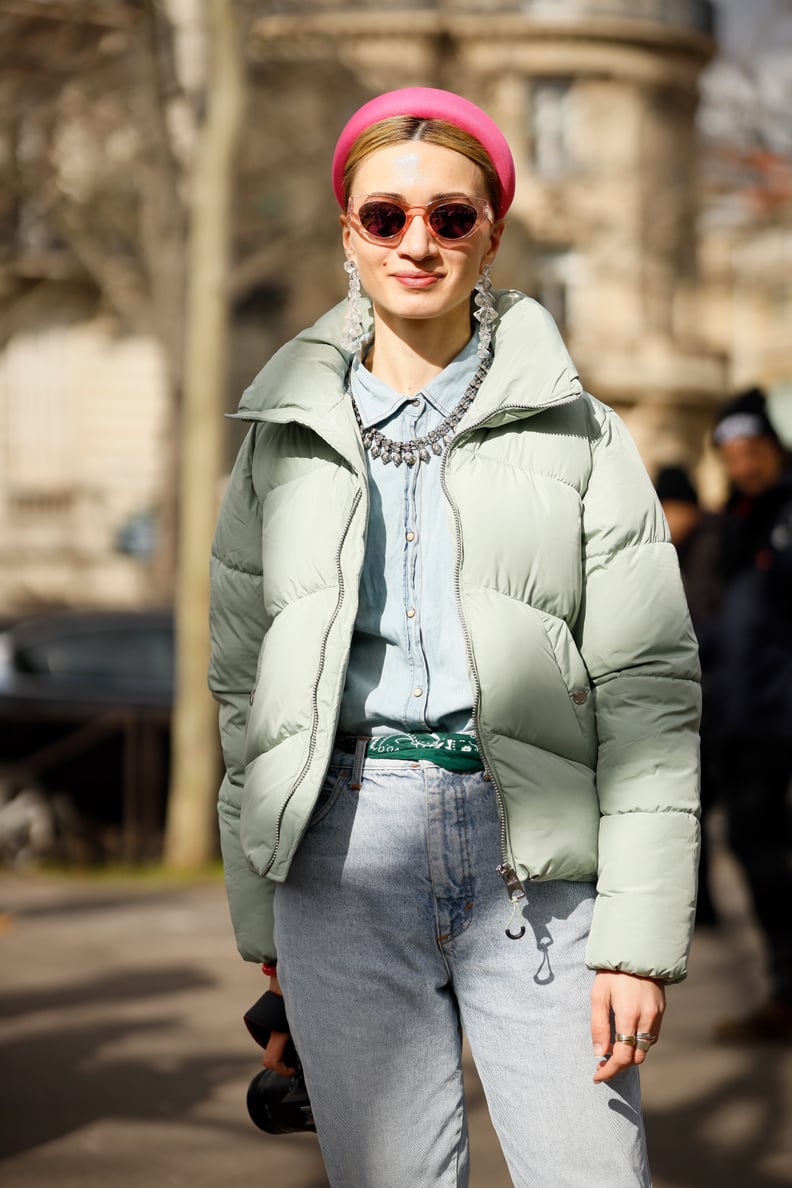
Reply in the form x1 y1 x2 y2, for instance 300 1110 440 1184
710 387 792 1043
209 87 701 1185
655 465 722 928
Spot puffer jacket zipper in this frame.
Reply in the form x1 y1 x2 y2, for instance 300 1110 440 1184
441 389 580 908
262 485 363 875
440 441 518 899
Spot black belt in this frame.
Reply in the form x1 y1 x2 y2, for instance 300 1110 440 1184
335 735 369 755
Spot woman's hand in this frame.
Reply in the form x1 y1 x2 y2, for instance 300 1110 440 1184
591 970 665 1083
261 970 297 1077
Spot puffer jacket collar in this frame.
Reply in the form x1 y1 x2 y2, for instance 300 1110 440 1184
231 292 583 456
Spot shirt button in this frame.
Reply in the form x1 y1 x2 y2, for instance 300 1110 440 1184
410 398 421 407
406 531 415 542
571 688 588 705
414 687 423 698
406 608 416 619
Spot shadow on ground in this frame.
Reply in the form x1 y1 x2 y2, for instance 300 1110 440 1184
645 1050 790 1188
0 964 252 1160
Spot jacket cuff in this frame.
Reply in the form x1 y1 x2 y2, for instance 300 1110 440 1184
585 810 700 983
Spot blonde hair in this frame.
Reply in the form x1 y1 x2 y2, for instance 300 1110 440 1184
342 116 502 212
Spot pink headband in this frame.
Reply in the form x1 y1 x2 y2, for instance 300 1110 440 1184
331 87 516 220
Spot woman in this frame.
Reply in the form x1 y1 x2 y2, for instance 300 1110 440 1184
210 88 701 1187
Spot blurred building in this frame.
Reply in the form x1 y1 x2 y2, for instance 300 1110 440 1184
4 0 789 614
0 295 168 611
250 0 726 468
697 144 792 444
0 0 173 613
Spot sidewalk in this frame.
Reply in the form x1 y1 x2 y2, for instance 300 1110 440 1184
0 834 789 1188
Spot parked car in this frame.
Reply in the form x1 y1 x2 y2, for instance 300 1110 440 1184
0 609 174 863
0 608 174 708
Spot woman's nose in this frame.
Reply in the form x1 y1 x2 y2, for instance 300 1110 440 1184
398 210 437 257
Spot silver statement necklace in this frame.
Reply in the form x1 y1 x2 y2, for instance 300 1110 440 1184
349 354 492 467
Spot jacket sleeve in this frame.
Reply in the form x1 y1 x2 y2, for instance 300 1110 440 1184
577 404 701 983
209 426 276 964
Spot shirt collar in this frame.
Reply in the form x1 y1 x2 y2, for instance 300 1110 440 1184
349 334 481 430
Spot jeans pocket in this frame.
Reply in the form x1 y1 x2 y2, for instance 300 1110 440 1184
306 769 346 829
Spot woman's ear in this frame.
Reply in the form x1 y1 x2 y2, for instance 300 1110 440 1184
341 214 354 259
483 219 505 268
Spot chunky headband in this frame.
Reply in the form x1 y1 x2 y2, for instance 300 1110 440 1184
331 87 516 220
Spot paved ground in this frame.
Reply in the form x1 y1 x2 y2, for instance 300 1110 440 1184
0 825 790 1188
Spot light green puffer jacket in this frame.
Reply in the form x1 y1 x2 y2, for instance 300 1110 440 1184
209 291 701 982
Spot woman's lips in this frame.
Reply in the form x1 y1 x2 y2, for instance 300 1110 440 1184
392 272 440 289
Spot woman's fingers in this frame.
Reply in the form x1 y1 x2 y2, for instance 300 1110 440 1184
259 971 295 1076
590 976 613 1066
591 971 665 1083
262 1029 296 1077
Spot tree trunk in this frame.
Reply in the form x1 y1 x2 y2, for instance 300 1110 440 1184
163 0 245 868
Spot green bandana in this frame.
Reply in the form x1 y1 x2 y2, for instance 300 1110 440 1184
365 732 484 773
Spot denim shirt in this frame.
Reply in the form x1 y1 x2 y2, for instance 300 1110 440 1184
338 336 480 738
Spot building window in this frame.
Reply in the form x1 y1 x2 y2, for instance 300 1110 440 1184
533 248 575 333
529 78 573 176
1 327 73 498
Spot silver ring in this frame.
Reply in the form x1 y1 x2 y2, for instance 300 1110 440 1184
636 1032 657 1044
615 1033 637 1047
636 1038 653 1052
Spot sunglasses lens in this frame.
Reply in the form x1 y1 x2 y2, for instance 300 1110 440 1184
354 199 483 242
357 201 406 241
429 202 479 240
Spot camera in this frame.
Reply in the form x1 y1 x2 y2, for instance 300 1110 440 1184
243 988 316 1135
246 1065 316 1134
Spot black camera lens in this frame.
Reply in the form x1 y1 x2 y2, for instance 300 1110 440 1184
246 1067 316 1135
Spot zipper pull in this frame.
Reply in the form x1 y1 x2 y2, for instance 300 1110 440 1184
497 862 526 902
496 863 527 940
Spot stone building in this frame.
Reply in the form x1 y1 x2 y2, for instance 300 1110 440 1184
0 1 173 613
697 144 792 444
0 299 168 611
0 0 765 614
250 0 726 470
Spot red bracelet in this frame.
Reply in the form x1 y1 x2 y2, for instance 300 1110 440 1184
261 962 277 977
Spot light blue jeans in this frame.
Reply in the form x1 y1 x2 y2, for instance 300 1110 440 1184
275 754 652 1188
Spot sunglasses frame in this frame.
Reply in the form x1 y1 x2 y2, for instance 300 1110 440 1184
346 194 494 246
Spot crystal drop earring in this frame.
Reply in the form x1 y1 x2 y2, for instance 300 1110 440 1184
473 263 497 360
340 258 365 352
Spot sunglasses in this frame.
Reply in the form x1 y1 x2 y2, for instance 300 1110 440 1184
347 195 494 246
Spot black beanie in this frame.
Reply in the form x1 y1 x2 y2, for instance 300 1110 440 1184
713 386 780 447
655 465 699 506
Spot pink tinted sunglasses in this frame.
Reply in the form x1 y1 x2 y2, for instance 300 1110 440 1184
347 194 494 246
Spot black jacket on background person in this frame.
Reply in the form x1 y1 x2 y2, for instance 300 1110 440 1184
709 465 792 1033
713 472 792 740
705 388 792 1038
